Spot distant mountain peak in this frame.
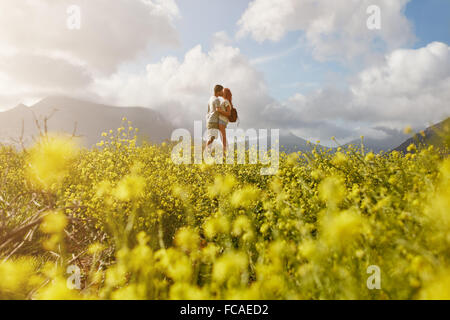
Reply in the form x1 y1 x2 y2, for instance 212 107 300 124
1 103 30 115
15 103 29 109
394 117 450 153
32 95 97 109
38 95 81 103
6 103 30 114
0 96 174 147
34 95 151 111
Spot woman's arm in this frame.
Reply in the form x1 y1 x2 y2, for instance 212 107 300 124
218 102 232 117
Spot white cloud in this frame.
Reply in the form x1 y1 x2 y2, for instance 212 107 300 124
0 54 92 89
351 42 450 124
93 43 274 128
250 41 302 65
93 41 450 145
0 0 179 73
267 42 450 141
0 0 180 107
212 31 233 47
237 0 414 62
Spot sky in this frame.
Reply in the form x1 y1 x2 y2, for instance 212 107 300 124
0 0 449 145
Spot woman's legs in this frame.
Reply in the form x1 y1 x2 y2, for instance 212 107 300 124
218 124 227 155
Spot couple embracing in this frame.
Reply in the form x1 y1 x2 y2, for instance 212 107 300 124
206 84 237 155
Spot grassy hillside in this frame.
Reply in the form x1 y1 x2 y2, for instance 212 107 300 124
395 118 450 153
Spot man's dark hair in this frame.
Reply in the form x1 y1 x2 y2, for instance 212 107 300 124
214 85 224 95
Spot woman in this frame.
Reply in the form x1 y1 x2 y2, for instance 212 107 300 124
217 88 232 155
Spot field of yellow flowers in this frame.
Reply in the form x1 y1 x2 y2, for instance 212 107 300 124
0 121 449 300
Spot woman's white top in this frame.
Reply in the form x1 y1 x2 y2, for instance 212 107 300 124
219 100 231 125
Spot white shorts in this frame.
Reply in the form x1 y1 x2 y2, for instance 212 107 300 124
206 128 219 142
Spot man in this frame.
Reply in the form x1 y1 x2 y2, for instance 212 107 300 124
206 84 223 149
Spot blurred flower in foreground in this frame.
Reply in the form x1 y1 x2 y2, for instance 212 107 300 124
319 176 346 207
320 209 366 248
113 174 146 201
40 211 68 234
403 126 413 135
27 135 79 189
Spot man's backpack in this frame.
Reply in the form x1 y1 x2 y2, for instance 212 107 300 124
228 105 238 123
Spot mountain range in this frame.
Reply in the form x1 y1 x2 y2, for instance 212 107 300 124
0 96 174 147
279 132 411 154
0 96 448 153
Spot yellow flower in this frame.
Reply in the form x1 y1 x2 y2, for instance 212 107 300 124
320 209 366 247
364 152 375 162
169 283 209 300
212 251 248 284
298 239 317 259
40 211 68 234
311 169 322 180
207 174 237 197
331 152 347 166
270 177 283 193
403 126 413 135
113 174 146 201
95 180 112 198
232 216 254 241
111 284 147 300
407 143 417 153
36 277 83 300
232 216 251 236
175 227 200 252
88 243 106 255
425 159 450 230
27 136 79 189
201 243 220 261
418 270 450 299
203 215 230 239
0 258 38 294
318 176 346 206
230 186 260 208
156 249 193 282
105 264 128 288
